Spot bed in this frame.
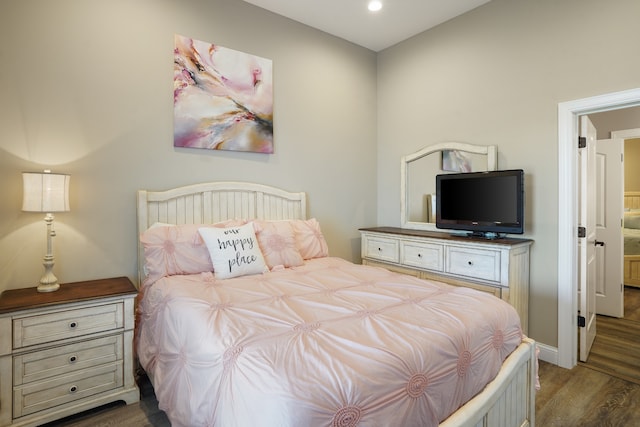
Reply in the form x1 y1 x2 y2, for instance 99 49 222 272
135 181 536 427
624 192 640 287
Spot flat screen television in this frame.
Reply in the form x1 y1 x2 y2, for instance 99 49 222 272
436 169 524 238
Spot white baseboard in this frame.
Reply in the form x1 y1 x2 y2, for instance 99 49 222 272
536 342 558 365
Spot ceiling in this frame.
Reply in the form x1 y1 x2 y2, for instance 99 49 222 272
242 0 491 52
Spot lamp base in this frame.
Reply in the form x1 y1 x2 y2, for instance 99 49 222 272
37 282 60 293
37 214 61 293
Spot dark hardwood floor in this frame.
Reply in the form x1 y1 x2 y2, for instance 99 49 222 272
537 286 640 426
578 286 640 384
536 360 640 426
624 285 640 322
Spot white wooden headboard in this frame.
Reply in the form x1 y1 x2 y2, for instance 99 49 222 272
136 181 307 286
625 191 640 210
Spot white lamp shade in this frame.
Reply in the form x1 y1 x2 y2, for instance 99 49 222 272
22 172 70 213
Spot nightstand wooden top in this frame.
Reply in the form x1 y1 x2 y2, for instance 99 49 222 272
0 276 137 314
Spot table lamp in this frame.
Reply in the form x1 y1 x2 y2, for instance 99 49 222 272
22 170 71 292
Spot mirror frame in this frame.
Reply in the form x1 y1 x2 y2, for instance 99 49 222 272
400 142 498 231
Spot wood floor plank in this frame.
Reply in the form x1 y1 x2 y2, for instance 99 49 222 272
625 286 640 321
578 286 640 385
575 377 640 427
536 362 611 426
537 362 640 426
591 342 640 361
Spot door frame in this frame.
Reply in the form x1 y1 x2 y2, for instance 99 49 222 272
611 128 640 142
557 87 640 369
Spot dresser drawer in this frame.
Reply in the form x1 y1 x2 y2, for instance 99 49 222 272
14 362 123 417
401 241 443 271
13 303 124 349
14 335 123 386
362 235 399 263
446 246 501 283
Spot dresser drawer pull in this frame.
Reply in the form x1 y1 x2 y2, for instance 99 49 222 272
467 261 473 265
417 253 422 258
69 321 78 329
69 385 78 393
69 355 77 363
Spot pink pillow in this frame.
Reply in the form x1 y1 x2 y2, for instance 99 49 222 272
253 220 304 269
291 218 329 260
140 220 246 284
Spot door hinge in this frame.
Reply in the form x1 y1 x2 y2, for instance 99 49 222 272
578 315 586 327
578 226 586 238
578 136 587 148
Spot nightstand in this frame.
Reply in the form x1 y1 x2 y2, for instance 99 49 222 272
0 277 140 427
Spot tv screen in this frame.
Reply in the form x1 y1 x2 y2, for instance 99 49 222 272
436 169 524 237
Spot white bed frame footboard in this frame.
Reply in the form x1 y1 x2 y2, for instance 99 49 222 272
137 181 536 427
440 337 536 427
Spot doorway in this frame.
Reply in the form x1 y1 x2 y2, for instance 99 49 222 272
579 125 640 380
611 128 640 308
557 88 640 369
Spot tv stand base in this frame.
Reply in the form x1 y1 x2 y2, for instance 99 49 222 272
465 231 503 240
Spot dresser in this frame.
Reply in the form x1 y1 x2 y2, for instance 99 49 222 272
0 277 140 427
360 227 533 334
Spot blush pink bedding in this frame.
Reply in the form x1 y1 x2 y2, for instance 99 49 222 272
136 257 523 427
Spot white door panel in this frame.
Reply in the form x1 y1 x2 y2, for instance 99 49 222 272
595 139 624 317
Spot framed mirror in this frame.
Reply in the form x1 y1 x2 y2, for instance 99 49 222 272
400 142 497 231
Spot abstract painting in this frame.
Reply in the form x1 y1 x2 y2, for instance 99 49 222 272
173 34 273 153
441 150 472 172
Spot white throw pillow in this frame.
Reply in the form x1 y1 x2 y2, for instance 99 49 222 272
199 223 267 279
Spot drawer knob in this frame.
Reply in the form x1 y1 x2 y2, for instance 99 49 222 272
69 355 77 364
69 385 78 393
69 321 78 329
468 261 473 266
417 253 422 258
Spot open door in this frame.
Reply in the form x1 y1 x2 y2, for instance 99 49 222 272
579 115 597 362
595 138 624 317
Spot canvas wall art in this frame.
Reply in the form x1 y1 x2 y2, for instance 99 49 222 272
441 150 472 172
173 34 273 153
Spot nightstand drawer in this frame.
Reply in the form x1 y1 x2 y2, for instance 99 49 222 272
14 335 123 386
14 362 124 417
13 303 124 349
401 241 443 271
446 246 501 283
362 235 399 263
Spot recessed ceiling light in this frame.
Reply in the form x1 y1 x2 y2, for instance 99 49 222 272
368 1 382 12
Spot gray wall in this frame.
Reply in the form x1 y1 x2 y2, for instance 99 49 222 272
377 0 640 348
0 0 377 291
590 106 640 139
590 107 640 192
